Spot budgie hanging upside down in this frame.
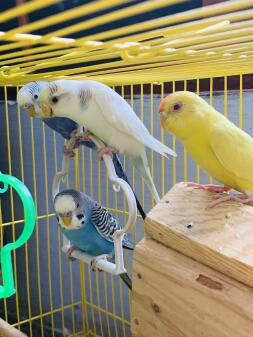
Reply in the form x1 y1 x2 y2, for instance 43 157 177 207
17 82 146 219
159 90 253 207
54 189 133 290
38 80 177 203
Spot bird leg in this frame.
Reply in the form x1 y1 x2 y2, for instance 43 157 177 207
66 245 77 261
63 129 92 157
97 146 119 160
186 182 230 193
90 254 111 272
208 193 253 208
63 145 75 157
71 129 92 148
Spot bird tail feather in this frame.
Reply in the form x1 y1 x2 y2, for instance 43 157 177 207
112 154 146 220
146 135 177 158
120 273 132 290
134 153 160 203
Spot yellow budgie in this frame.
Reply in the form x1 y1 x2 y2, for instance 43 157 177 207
158 91 253 207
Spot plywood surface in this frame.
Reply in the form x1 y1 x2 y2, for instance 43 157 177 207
145 182 253 287
132 238 253 337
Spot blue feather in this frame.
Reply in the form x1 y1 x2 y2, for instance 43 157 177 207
54 189 133 289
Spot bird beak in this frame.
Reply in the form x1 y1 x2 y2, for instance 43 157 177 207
158 98 167 119
23 104 36 117
39 88 54 117
41 103 54 117
61 216 72 226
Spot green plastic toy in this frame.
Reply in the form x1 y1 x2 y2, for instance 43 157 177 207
0 172 36 299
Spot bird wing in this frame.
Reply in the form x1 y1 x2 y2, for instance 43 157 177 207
210 122 253 183
90 203 134 249
90 203 121 242
91 85 176 157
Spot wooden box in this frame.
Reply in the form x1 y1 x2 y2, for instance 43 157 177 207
131 183 253 337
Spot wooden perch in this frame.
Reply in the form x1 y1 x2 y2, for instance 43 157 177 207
132 183 253 337
132 238 253 337
145 182 253 288
0 319 27 337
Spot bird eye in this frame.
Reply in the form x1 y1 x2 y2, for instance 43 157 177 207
51 96 58 104
34 94 38 100
172 102 183 112
76 203 79 208
76 214 84 220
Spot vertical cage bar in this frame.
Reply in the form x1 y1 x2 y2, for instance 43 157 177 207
88 148 97 335
172 81 177 185
4 86 21 329
239 74 243 129
95 118 104 337
209 78 213 184
183 80 187 182
196 79 200 183
42 123 55 336
224 76 228 118
53 130 66 336
121 85 131 311
161 83 165 197
150 83 155 207
16 86 33 336
81 145 89 336
30 114 44 337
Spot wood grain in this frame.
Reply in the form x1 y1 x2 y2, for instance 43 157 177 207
132 238 253 337
145 182 253 288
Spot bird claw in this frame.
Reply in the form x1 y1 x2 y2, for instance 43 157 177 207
63 145 75 157
208 193 253 208
186 182 230 193
90 254 109 272
66 245 77 261
71 129 92 146
97 146 119 160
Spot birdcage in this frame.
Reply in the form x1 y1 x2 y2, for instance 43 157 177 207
1 1 253 336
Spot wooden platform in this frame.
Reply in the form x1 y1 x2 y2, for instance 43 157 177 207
145 182 253 288
132 238 253 337
131 183 253 337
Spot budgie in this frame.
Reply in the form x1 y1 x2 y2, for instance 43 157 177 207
54 189 133 290
38 79 177 203
17 82 146 219
17 81 94 150
159 90 253 207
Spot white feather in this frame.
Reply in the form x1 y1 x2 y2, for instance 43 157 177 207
54 195 76 213
41 79 178 203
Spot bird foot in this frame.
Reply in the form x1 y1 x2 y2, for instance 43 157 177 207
208 193 253 208
71 129 92 148
186 182 230 193
66 245 77 261
90 254 110 272
63 145 75 157
97 146 119 160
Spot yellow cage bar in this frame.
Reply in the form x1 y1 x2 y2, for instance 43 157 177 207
0 1 253 336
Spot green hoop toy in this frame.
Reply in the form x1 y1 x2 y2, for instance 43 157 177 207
0 172 36 299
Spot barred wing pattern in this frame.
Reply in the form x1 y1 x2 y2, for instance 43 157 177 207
90 204 121 242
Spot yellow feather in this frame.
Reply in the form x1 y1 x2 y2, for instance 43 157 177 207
160 91 253 194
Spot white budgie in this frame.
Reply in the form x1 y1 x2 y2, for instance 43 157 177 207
39 80 177 202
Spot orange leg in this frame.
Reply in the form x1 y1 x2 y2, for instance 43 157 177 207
186 182 230 193
208 193 253 208
97 146 119 161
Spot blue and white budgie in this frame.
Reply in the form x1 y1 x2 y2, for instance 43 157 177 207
16 81 95 150
54 189 133 290
17 82 146 219
39 80 177 203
